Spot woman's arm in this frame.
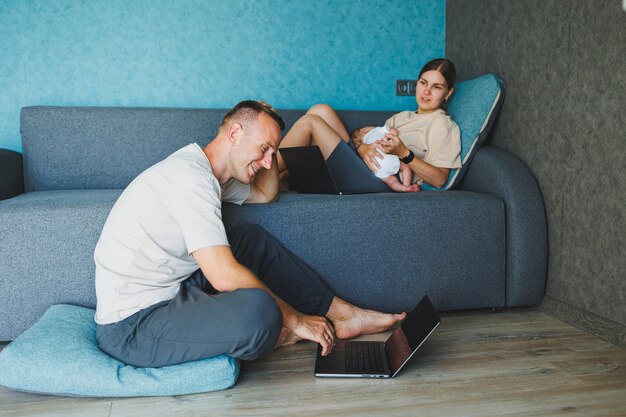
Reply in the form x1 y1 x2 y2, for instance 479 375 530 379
353 126 391 172
402 157 449 189
356 142 385 171
377 129 449 188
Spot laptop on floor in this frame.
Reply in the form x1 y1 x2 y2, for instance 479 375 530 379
314 295 441 379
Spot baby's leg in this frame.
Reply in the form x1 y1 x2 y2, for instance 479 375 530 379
399 163 413 186
381 175 420 193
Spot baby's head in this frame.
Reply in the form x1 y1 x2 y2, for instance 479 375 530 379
350 127 374 147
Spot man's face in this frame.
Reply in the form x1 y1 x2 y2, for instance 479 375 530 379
230 113 282 184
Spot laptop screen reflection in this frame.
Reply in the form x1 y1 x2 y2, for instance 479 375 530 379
386 327 413 375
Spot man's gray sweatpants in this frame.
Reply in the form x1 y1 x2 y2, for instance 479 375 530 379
96 224 335 368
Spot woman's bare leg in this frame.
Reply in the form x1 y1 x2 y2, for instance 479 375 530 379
278 104 351 169
277 114 344 172
306 103 350 142
277 104 353 190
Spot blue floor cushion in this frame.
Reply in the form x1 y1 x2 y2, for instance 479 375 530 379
0 304 240 397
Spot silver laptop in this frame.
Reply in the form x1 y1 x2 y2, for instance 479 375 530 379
315 295 441 378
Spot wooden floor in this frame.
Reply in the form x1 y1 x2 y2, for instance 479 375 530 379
1 308 624 417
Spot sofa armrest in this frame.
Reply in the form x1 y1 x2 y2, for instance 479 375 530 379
458 146 547 307
0 149 24 201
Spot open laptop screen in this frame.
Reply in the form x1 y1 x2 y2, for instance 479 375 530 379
385 296 441 376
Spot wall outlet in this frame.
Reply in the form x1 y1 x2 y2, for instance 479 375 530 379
396 79 416 96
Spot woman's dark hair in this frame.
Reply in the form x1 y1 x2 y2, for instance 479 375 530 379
419 58 456 90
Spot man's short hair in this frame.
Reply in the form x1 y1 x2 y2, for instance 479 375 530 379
220 100 285 133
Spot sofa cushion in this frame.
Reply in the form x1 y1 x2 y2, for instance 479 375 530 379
223 191 506 313
0 189 121 340
422 74 505 191
0 304 239 397
1 189 506 341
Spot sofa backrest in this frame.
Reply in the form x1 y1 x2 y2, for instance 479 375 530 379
20 106 395 191
20 73 503 192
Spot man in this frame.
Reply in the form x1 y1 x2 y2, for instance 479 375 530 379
94 100 405 368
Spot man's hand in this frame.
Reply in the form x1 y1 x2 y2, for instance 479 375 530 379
290 312 336 356
194 245 336 354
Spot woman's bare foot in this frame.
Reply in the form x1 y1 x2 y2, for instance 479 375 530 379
275 326 302 349
326 297 407 340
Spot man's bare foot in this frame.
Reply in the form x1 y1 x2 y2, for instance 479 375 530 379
275 326 302 349
326 297 406 340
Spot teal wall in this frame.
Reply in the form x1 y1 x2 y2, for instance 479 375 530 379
0 0 445 153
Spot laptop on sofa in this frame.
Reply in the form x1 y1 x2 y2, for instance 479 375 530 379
279 145 351 194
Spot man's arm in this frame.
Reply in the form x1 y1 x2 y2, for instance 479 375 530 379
192 245 336 355
245 156 279 204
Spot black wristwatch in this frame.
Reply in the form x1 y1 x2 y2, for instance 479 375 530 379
399 149 415 164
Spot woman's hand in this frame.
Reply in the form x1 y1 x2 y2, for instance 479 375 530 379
376 128 409 157
290 312 336 356
357 142 385 173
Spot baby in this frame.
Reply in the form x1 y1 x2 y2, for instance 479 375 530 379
352 126 420 192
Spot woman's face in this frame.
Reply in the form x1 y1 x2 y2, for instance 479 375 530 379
415 70 454 114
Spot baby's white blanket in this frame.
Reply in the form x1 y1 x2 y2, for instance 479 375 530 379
363 126 400 178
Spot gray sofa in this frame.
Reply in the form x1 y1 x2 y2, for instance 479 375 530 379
0 103 547 341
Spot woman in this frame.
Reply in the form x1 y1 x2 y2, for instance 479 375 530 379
277 58 462 192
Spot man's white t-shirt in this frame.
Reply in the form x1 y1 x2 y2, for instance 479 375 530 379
94 143 250 325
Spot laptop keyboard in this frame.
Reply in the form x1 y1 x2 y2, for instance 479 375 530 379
345 341 385 374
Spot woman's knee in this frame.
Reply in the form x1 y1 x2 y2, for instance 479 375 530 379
306 103 335 118
293 113 324 132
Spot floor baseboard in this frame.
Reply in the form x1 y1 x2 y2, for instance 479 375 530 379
538 295 626 348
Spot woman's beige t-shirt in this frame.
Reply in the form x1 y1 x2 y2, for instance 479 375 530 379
385 109 462 183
